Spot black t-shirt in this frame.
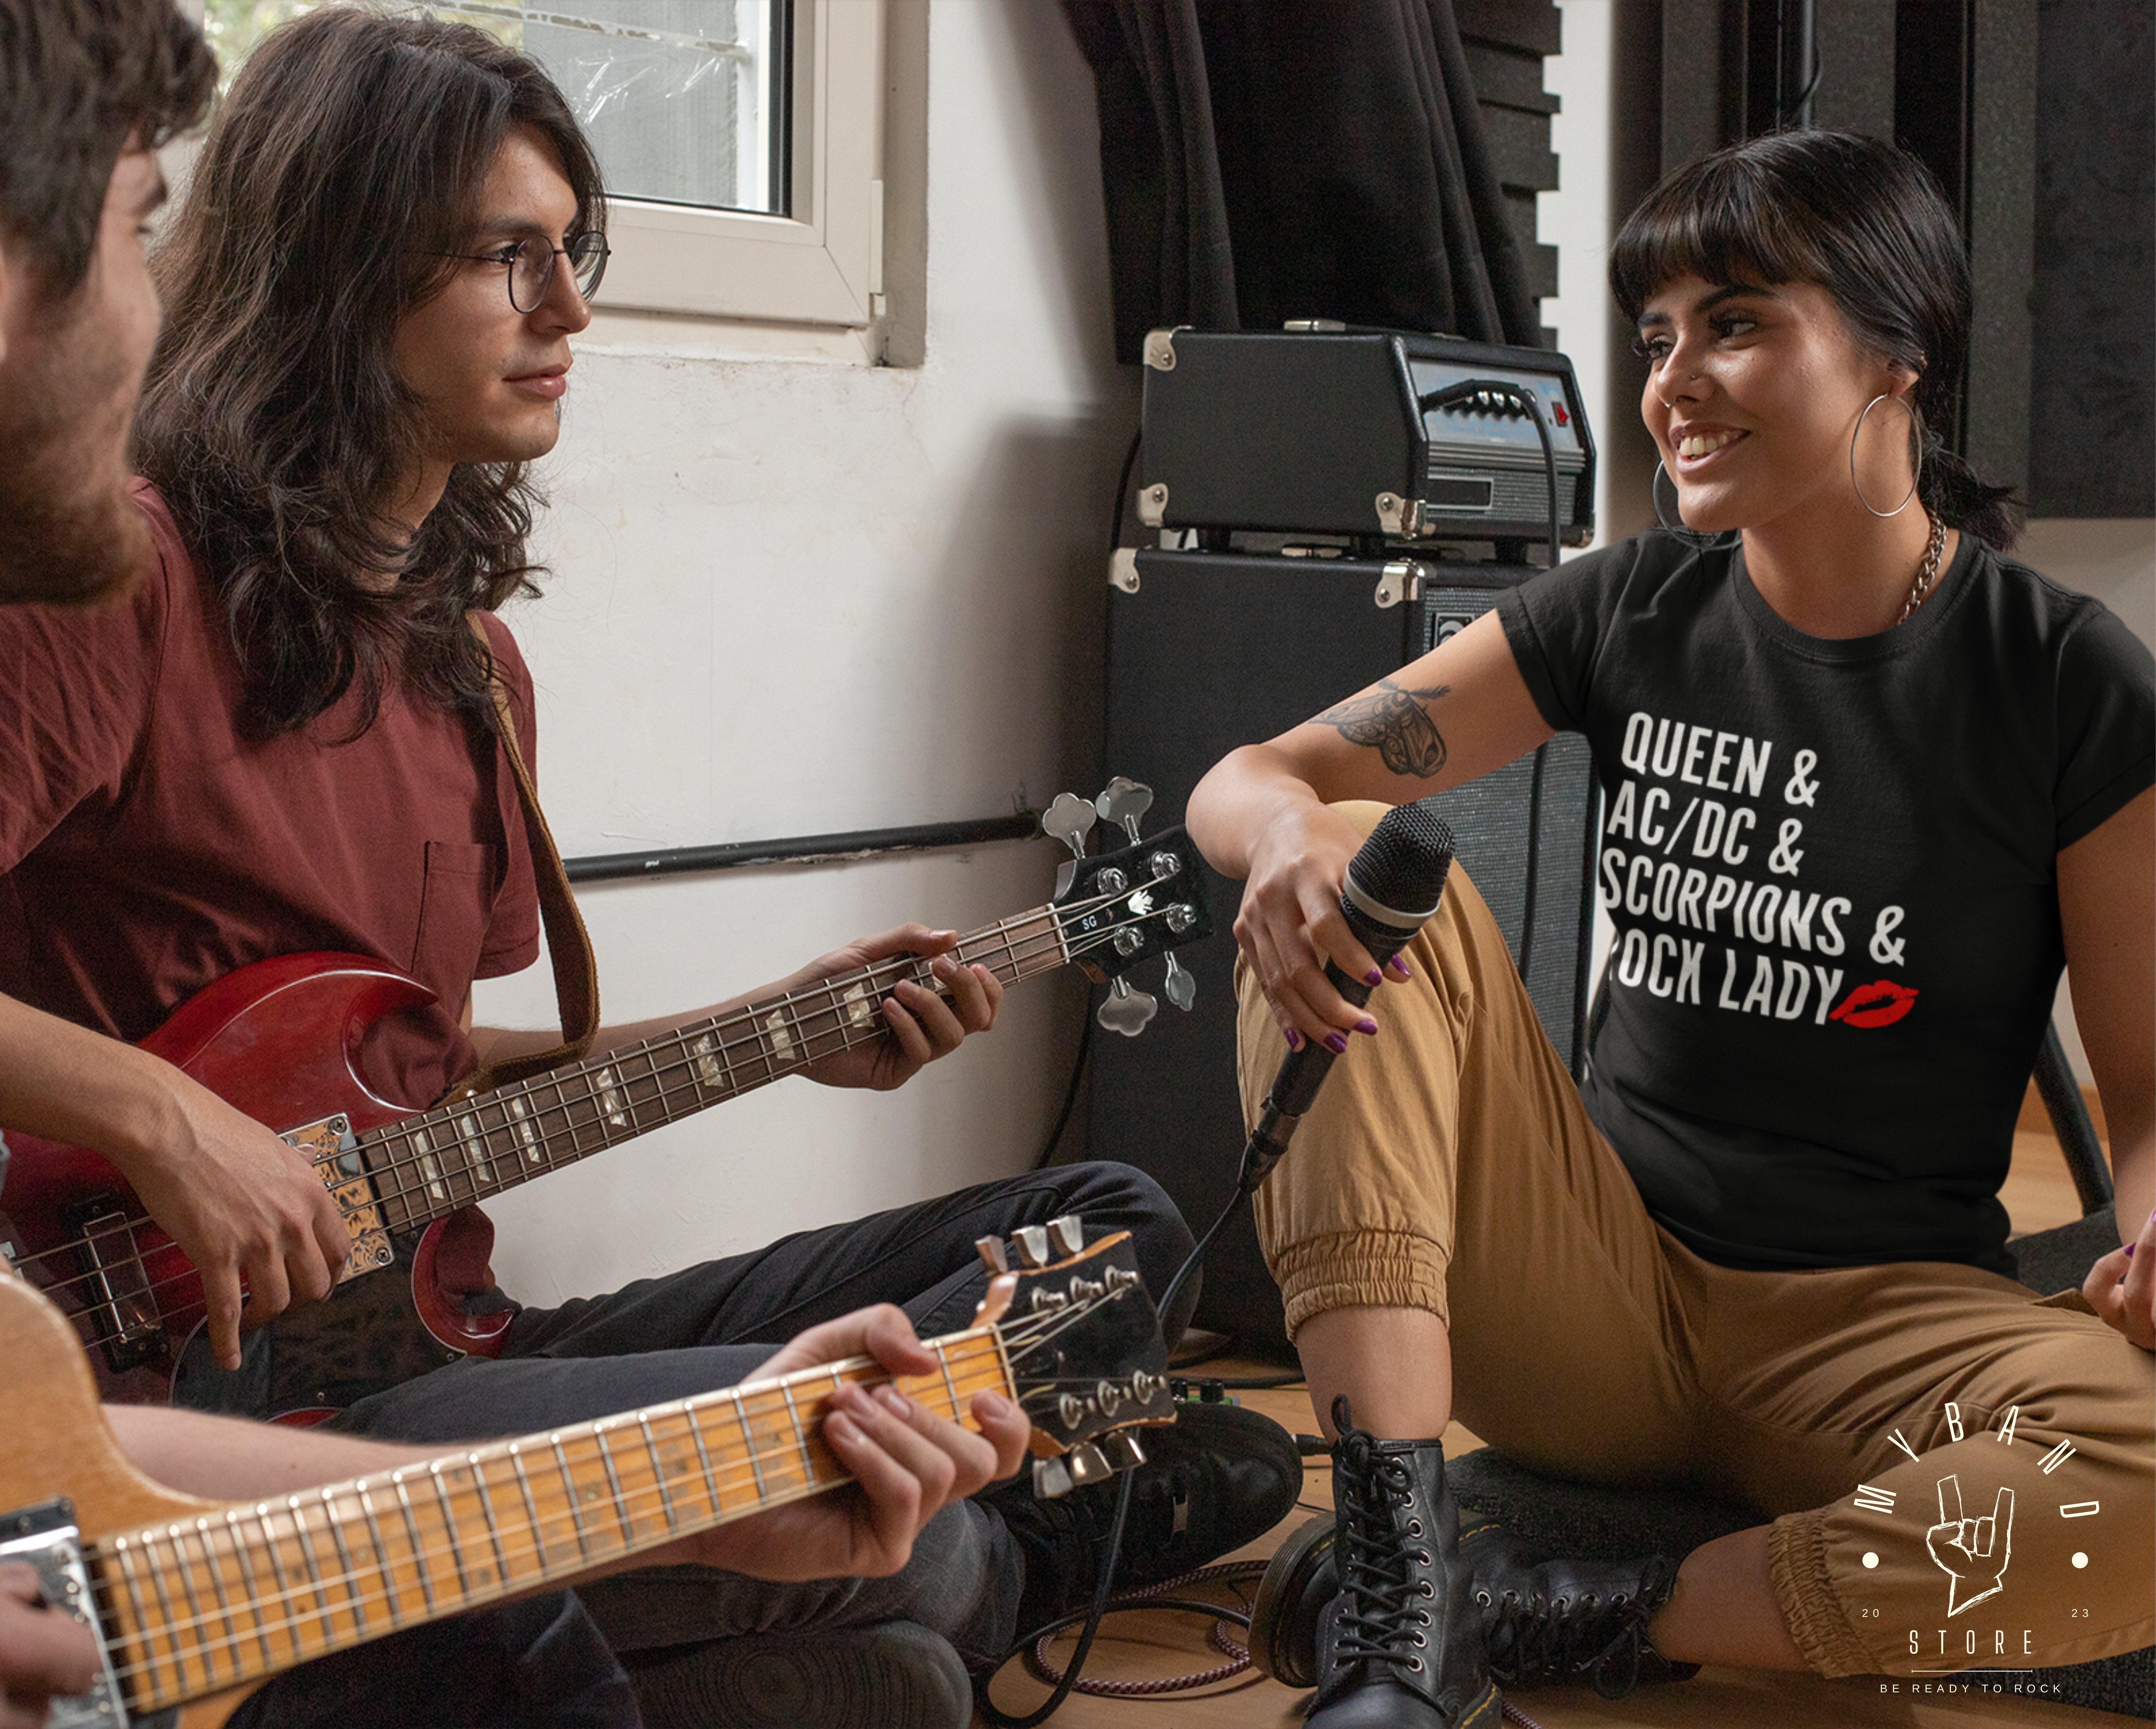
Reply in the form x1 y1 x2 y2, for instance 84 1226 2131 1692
1497 529 2154 1275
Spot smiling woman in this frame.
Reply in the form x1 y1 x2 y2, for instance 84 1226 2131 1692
1184 126 2153 1721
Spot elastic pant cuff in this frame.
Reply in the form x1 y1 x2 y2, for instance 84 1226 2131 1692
1768 1511 1878 1679
1266 1230 1450 1339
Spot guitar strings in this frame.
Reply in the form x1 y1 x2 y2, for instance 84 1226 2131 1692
109 1347 1152 1699
20 888 1186 1354
13 922 1071 1329
100 1357 1012 1695
94 1298 1159 1699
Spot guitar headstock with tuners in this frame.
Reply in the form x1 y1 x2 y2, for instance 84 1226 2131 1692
974 1217 1176 1498
1042 777 1212 1038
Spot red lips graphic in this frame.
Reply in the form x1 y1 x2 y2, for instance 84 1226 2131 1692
1829 979 1918 1029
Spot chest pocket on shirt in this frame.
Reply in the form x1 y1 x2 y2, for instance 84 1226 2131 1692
410 839 500 999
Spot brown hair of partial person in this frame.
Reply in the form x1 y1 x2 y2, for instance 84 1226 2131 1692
133 9 606 737
0 0 215 296
1609 128 2019 551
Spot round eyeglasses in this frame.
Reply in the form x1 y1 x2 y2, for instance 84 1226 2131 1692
437 233 610 313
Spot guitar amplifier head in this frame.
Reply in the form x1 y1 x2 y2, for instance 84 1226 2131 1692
1136 327 1595 549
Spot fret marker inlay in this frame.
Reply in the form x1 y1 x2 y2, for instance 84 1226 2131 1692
594 1066 628 1129
691 1032 725 1089
509 1096 541 1164
413 1129 447 1202
457 1113 490 1183
763 1011 793 1060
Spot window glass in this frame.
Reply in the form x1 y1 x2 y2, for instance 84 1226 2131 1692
199 0 787 216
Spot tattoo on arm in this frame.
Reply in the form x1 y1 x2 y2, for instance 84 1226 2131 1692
1313 679 1451 779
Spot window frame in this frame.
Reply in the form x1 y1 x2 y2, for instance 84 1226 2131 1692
594 0 892 338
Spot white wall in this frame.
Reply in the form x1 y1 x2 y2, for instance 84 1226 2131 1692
472 0 1132 1305
1539 1 2156 1085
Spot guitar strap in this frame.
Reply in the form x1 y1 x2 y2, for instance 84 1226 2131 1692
447 613 601 1101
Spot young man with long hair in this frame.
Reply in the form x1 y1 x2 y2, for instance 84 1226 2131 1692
0 8 1295 1725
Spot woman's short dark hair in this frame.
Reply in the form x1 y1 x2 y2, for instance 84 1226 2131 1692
134 7 607 737
0 0 216 296
1609 128 2018 550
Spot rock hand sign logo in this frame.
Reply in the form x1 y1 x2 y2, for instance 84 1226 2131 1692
1844 1400 2115 1678
1929 1476 2012 1616
1597 711 1920 1029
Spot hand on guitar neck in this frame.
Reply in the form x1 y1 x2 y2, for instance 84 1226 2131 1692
465 921 1004 1096
0 993 349 1376
0 1564 96 1729
94 1302 1030 1588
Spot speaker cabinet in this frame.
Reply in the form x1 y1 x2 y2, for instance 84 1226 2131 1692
1091 550 1597 1354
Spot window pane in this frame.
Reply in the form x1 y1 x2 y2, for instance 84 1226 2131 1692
199 0 787 216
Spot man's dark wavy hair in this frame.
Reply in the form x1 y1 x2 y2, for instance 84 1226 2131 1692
134 8 606 737
1609 128 2019 550
0 0 215 296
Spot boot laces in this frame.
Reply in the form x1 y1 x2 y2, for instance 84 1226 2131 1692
1330 1429 1435 1678
1476 1555 1678 1701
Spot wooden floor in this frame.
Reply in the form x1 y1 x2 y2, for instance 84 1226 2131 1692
974 1125 2142 1729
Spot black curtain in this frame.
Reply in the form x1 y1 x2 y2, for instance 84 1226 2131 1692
1063 0 1542 361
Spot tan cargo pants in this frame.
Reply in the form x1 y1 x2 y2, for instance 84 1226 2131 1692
1234 804 2153 1678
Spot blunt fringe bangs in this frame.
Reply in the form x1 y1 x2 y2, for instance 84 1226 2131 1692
0 0 216 296
134 6 608 737
1610 129 2018 549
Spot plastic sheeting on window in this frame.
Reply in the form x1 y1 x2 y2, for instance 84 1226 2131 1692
446 2 781 215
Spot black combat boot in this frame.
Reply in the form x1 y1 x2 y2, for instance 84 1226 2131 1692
1461 1523 1694 1699
1298 1399 1501 1729
1252 1493 1692 1706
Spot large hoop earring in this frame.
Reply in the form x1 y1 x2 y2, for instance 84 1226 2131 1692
1652 461 1717 547
1851 393 1922 518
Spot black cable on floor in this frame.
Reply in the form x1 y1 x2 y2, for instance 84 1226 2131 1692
974 1470 1137 1728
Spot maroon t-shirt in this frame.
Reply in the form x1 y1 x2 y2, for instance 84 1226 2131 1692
0 481 541 1108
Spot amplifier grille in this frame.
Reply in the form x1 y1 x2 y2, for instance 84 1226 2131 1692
1425 464 1589 523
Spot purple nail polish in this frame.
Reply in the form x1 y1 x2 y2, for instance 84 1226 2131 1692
1325 1033 1348 1055
1357 1018 1379 1036
1284 1028 1303 1051
2126 1243 2136 1258
1395 959 1413 980
1365 968 1383 986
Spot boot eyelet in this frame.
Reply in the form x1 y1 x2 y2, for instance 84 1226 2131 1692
1417 1611 1432 1627
1420 1581 1436 1598
1416 1550 1432 1567
1407 1657 1424 1672
1408 1520 1423 1537
1412 1632 1427 1648
1473 1591 1490 1607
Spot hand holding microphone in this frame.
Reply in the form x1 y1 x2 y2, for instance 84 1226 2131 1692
1239 801 1456 1191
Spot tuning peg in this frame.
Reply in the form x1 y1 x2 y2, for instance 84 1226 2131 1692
1100 1431 1148 1472
1096 777 1155 843
1046 1215 1085 1257
975 1235 1009 1274
1011 1224 1052 1268
1042 793 1097 860
1066 1443 1112 1488
1032 1456 1076 1499
1097 978 1158 1038
1163 955 1197 1012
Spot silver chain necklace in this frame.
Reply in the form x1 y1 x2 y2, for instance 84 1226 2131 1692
1895 513 1948 625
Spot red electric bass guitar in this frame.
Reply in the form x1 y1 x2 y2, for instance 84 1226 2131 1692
0 813 1209 1416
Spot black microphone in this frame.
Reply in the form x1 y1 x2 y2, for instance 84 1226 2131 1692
1238 802 1456 1191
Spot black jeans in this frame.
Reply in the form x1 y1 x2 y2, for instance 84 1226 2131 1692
330 1162 1195 1667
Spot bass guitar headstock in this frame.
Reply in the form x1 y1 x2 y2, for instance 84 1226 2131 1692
973 1217 1175 1498
1042 778 1212 1038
